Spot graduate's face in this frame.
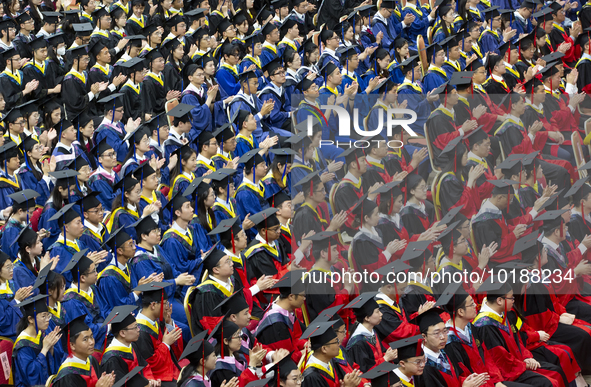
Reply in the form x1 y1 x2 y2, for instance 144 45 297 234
84 204 104 225
397 43 409 60
119 238 137 259
290 292 306 309
303 83 320 99
364 207 380 228
472 67 487 84
82 262 98 286
270 67 286 85
491 15 502 29
66 216 85 239
183 152 198 173
126 182 142 205
232 307 251 328
423 322 447 350
203 351 217 371
159 125 170 142
371 141 388 159
255 161 268 179
72 329 95 357
433 50 445 67
533 85 546 104
344 26 354 42
81 120 95 140
133 4 144 15
26 235 44 258
457 295 477 320
401 356 425 375
33 311 51 331
454 235 469 256
119 321 140 342
411 179 427 201
0 260 13 281
143 227 162 246
62 125 77 142
365 307 383 326
277 200 293 219
512 98 526 116
143 173 159 191
222 136 237 153
448 45 461 61
0 95 5 112
50 282 66 302
392 194 404 214
225 329 242 352
99 148 118 169
176 202 195 222
9 117 25 134
281 369 303 387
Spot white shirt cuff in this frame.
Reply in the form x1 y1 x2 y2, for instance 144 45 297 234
569 105 576 113
528 133 535 141
265 351 275 363
383 250 392 262
529 209 538 218
458 129 464 136
108 84 116 92
402 21 409 28
256 113 263 120
88 92 94 101
133 293 139 301
249 284 260 296
579 244 587 255
566 83 578 95
428 15 434 22
293 249 305 265
114 47 121 54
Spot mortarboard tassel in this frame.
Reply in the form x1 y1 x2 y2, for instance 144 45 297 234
231 228 235 254
67 326 72 357
157 115 160 146
388 194 394 216
34 303 38 333
111 100 116 124
221 322 224 359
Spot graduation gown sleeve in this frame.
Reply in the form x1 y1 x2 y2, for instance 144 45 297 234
189 289 224 334
13 346 54 387
0 297 22 339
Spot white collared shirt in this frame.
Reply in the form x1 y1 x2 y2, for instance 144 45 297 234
209 275 232 292
343 171 359 185
480 299 503 318
84 220 103 236
197 153 213 166
171 221 191 237
422 344 441 362
255 232 277 249
352 322 375 338
467 151 486 163
108 337 131 349
366 155 383 165
376 292 395 306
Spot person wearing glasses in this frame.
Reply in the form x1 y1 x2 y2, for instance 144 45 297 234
473 278 557 387
216 43 243 98
89 7 130 59
416 308 490 387
52 119 93 171
101 305 157 387
79 192 112 273
87 139 121 211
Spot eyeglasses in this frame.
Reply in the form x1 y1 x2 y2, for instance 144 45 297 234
2 263 14 271
290 376 304 384
407 358 427 366
87 207 104 214
429 328 449 338
121 324 139 331
502 296 515 301
326 338 340 346
102 152 116 159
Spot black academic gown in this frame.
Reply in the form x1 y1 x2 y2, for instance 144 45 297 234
141 73 168 115
292 203 327 244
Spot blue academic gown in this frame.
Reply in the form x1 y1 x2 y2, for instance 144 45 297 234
259 85 290 129
397 81 432 136
239 56 265 90
38 203 67 251
95 262 138 316
215 64 240 98
93 122 129 164
88 170 120 211
212 198 238 225
319 51 341 71
52 143 91 171
510 16 533 44
442 60 462 80
48 239 86 286
195 159 216 178
290 161 315 195
402 4 431 49
139 192 170 232
262 172 290 199
12 259 38 295
181 87 213 139
479 29 502 55
17 165 52 206
260 45 279 68
163 135 184 162
79 224 111 273
1 219 24 260
0 282 23 341
235 181 269 240
371 17 397 50
0 171 20 210
160 226 201 297
61 286 108 350
422 66 449 93
190 216 215 253
106 207 139 241
318 85 343 141
229 94 269 144
129 245 190 340
13 332 57 387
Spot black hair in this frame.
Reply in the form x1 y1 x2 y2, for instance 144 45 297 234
195 187 217 233
50 184 70 209
16 315 31 335
170 147 197 185
284 48 298 68
48 272 66 295
18 235 40 277
394 38 408 63
303 43 319 67
111 180 140 212
442 142 468 176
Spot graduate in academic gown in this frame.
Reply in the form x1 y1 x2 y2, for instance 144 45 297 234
0 252 24 341
194 131 218 178
400 174 434 237
374 260 422 347
62 46 95 120
244 208 290 300
12 226 47 294
0 142 23 211
162 38 185 94
262 149 292 199
181 64 215 138
472 278 555 387
188 247 234 335
235 149 270 237
41 267 67 366
100 306 154 387
93 93 129 165
12 295 59 387
160 193 202 296
87 139 121 212
119 57 146 123
60 250 108 351
566 179 591 244
344 293 398 373
255 270 307 364
105 174 142 240
1 189 38 260
176 332 217 387
95 228 141 315
134 163 171 233
291 171 331 244
134 282 184 386
303 232 352 322
216 41 241 98
229 72 271 146
51 315 106 387
16 135 53 207
142 49 172 116
422 44 449 93
0 48 28 111
168 144 196 201
259 57 291 131
21 37 54 102
441 284 506 387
